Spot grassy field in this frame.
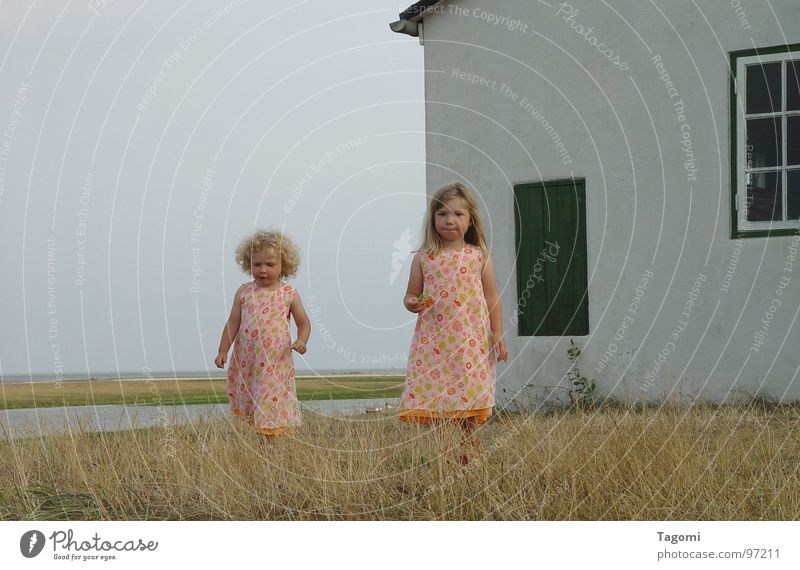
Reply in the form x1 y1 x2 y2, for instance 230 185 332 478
1 401 798 520
0 376 403 410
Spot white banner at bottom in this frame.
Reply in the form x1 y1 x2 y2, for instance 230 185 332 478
2 521 798 569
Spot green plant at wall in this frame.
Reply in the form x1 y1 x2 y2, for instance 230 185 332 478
566 339 596 408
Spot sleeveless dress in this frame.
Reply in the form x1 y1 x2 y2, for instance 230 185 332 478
227 281 301 435
399 246 496 424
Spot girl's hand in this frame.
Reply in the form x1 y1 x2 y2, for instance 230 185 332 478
214 351 227 369
404 294 424 313
292 340 307 354
494 337 508 362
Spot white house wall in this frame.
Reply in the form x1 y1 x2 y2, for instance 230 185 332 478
417 0 800 406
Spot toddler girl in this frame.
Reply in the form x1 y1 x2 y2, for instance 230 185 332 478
400 182 508 464
215 230 311 442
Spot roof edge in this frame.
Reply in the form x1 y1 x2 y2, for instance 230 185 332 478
390 0 444 36
399 0 444 22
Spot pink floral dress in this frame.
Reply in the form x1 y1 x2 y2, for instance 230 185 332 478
227 281 301 435
399 246 496 424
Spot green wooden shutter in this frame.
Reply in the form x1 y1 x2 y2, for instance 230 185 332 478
514 179 589 336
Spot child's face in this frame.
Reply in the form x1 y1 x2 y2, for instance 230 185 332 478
250 248 282 287
434 196 471 242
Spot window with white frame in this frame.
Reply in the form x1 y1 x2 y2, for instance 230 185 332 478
733 47 800 236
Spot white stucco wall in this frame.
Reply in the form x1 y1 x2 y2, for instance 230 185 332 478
414 0 800 406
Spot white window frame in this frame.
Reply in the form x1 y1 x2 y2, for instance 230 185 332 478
735 49 800 233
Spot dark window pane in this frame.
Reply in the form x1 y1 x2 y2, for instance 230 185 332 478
746 118 782 167
789 115 800 166
746 171 782 222
788 170 800 220
746 62 781 114
788 60 800 111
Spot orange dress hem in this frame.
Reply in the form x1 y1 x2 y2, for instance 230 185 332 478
399 407 492 425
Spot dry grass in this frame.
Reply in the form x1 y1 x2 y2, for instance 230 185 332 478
1 402 798 520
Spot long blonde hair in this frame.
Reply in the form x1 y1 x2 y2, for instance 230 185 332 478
420 182 488 255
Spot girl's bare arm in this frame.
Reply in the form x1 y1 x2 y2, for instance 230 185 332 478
290 292 311 354
215 287 242 368
481 253 508 362
404 251 424 313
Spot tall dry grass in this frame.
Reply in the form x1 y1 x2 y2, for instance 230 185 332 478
1 402 798 520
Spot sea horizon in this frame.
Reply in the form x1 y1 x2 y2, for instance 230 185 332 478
0 368 405 383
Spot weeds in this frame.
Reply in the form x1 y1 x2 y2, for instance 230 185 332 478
1 403 798 520
566 339 596 408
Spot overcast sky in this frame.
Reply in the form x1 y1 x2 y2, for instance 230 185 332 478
0 0 427 379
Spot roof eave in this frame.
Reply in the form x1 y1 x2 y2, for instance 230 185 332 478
389 18 420 37
390 0 444 37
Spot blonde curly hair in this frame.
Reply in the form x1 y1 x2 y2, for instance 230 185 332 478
235 229 300 278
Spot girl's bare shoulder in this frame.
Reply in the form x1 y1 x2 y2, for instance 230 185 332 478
411 249 428 263
474 246 491 271
282 282 299 299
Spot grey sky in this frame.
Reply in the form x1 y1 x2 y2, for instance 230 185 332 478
0 0 426 379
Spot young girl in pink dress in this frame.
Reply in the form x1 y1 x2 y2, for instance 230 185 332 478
400 182 508 464
215 230 311 443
